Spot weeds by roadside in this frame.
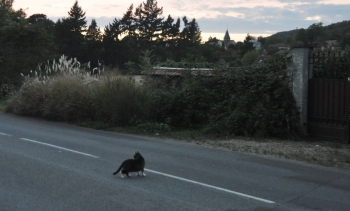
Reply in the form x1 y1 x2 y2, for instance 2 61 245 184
0 98 6 111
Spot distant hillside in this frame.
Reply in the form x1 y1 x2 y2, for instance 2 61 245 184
264 29 298 45
265 20 350 46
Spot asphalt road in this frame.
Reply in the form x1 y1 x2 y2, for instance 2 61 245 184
1 111 349 211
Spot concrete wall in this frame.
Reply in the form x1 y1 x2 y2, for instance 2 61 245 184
286 47 313 134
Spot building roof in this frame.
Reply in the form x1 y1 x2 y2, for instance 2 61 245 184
143 67 216 77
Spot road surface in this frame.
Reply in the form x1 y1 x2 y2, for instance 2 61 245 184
1 112 349 211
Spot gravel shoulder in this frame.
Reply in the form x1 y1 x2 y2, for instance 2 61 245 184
176 137 350 171
113 127 350 171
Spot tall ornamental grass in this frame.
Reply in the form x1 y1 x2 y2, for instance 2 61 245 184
6 56 149 126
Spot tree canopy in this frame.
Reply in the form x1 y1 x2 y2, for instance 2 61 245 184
0 0 56 96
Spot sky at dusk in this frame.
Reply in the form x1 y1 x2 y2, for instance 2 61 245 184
13 0 350 42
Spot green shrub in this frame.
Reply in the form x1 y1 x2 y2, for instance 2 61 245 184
136 122 172 133
146 59 299 138
241 50 260 65
205 65 298 137
146 74 216 128
92 76 149 126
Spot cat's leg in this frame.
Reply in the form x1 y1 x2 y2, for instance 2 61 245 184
136 170 146 177
120 170 126 178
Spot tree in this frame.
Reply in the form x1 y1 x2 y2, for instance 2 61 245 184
104 18 123 42
257 36 266 45
180 16 202 45
67 1 87 34
241 33 255 55
339 30 350 49
135 0 163 42
207 36 219 42
161 15 180 41
28 13 47 24
54 1 87 60
0 1 56 96
167 17 202 63
86 19 102 42
121 4 136 37
295 28 307 43
295 22 324 45
85 19 103 68
158 15 180 61
0 0 14 10
27 13 55 36
306 22 323 44
102 18 124 66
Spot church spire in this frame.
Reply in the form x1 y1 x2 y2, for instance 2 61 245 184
224 29 230 41
224 29 231 50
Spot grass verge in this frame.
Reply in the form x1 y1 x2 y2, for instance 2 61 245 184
0 98 7 111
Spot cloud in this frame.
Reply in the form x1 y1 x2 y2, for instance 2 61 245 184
197 3 350 34
17 0 349 40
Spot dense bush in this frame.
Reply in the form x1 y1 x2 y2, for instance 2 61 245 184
146 57 299 138
204 66 298 137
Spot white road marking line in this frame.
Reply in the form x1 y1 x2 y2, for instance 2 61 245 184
0 132 13 136
19 138 99 158
145 168 275 204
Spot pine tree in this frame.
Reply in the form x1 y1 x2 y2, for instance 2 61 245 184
67 0 87 34
85 19 102 68
102 18 124 66
104 18 123 42
121 4 136 37
161 15 180 41
135 0 164 41
86 19 102 41
180 17 201 44
54 1 87 60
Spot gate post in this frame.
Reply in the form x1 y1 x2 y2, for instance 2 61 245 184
286 46 313 134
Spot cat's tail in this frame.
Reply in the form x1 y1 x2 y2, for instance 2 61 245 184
113 165 122 175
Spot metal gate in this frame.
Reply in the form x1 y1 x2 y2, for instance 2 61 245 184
307 78 350 142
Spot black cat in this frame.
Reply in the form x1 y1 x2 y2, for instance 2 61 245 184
113 151 146 178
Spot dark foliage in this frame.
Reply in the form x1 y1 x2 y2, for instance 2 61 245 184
312 46 350 79
0 2 56 97
146 57 299 138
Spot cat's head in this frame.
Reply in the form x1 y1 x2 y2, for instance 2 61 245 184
134 151 142 159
